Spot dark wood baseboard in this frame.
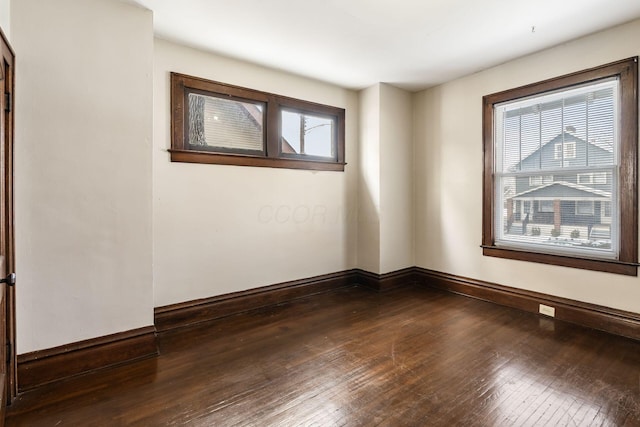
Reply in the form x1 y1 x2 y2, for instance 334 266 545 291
17 326 158 392
352 268 417 291
416 267 640 341
18 266 639 393
155 268 418 332
155 270 360 332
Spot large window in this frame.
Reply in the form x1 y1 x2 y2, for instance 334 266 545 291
482 58 638 275
170 73 346 171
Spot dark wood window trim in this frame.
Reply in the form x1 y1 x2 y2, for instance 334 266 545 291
482 57 638 276
170 73 346 171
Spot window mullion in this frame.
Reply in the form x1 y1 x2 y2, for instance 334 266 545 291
266 96 279 158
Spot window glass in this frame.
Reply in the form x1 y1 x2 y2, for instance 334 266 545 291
576 201 595 216
188 93 264 153
494 78 618 259
171 73 346 171
483 58 638 275
281 110 335 159
539 200 554 212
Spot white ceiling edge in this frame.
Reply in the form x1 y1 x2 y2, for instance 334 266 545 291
129 0 640 92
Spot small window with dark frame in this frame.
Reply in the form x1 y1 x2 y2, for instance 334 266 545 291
170 73 346 171
482 58 638 275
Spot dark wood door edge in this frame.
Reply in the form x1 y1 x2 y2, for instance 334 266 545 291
0 23 16 408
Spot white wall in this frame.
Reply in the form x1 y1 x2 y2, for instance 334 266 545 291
12 0 154 353
153 39 359 307
414 19 640 313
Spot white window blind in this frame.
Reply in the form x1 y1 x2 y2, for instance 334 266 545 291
493 78 619 258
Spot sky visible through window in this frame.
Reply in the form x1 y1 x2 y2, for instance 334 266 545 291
281 110 334 158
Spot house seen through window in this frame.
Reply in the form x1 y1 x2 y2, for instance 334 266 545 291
483 58 638 275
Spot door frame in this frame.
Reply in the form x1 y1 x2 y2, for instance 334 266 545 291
0 25 16 406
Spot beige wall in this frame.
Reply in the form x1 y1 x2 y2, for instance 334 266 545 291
358 83 414 274
414 19 640 313
379 84 413 273
357 84 381 273
12 0 154 353
0 0 9 38
9 1 640 356
152 39 359 307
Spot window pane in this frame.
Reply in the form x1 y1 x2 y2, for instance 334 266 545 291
493 77 620 260
563 94 586 167
587 87 615 166
520 110 540 171
497 172 615 256
539 200 554 212
281 110 335 158
577 173 593 184
540 102 562 169
497 80 617 173
188 93 264 152
500 114 521 172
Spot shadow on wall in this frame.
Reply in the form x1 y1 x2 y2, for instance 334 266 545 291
414 87 444 269
357 180 381 273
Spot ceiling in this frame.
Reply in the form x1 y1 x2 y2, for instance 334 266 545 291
131 0 640 91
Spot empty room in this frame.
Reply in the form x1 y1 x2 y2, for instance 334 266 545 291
1 0 640 425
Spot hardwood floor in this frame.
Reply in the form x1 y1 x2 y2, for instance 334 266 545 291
6 285 640 426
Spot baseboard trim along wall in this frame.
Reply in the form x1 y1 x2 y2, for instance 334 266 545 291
155 270 360 332
17 326 158 392
17 267 640 391
415 267 640 342
353 268 417 291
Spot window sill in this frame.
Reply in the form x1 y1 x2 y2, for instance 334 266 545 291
481 245 638 276
169 149 346 172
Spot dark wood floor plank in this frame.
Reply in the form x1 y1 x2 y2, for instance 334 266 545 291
6 285 640 426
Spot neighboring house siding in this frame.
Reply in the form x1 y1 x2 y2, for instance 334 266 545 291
509 132 612 230
188 94 264 151
515 132 613 194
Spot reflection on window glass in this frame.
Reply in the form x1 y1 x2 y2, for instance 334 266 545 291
188 93 264 152
281 110 334 158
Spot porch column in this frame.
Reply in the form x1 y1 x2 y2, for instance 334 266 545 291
553 199 561 231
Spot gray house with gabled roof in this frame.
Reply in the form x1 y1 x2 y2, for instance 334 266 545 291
507 132 613 236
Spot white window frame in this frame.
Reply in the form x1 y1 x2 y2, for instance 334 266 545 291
554 143 563 160
564 141 576 159
539 200 554 212
577 173 593 184
594 172 607 184
575 200 595 216
529 175 553 186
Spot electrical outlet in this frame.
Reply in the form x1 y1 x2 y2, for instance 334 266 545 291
539 304 555 317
